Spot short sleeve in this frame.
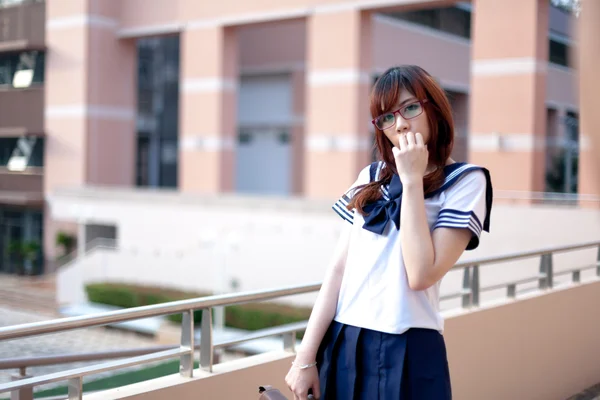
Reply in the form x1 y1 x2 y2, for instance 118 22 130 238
332 165 371 224
433 169 491 250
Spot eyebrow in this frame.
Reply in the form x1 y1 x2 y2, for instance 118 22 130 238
398 97 417 107
380 97 418 112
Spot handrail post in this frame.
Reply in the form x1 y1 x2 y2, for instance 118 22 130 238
10 368 32 400
546 253 554 289
283 332 296 352
506 284 516 298
461 266 472 308
179 310 195 378
597 245 600 277
471 265 480 307
200 308 213 372
539 253 553 289
68 377 82 400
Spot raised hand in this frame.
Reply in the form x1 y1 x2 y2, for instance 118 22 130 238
392 131 428 185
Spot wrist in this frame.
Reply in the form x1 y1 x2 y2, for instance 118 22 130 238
291 360 318 370
400 177 423 189
294 349 317 364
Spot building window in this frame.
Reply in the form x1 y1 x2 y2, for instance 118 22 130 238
0 136 43 170
0 138 18 166
135 36 179 188
549 38 570 67
545 110 578 194
0 207 44 275
0 51 45 88
0 0 44 8
382 5 471 39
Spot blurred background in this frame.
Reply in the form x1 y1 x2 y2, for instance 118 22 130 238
1 0 599 399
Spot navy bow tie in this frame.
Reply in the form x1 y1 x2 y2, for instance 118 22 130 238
362 174 403 235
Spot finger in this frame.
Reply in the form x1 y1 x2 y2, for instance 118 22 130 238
313 382 321 399
415 132 425 146
398 134 408 151
392 146 401 158
406 131 416 146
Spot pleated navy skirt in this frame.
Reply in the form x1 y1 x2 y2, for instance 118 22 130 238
316 320 452 400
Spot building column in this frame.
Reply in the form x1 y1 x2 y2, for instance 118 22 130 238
179 26 238 193
44 0 136 270
304 10 372 199
468 0 549 194
577 0 600 206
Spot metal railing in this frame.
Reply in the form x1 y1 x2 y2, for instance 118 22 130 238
494 190 600 205
1 241 600 399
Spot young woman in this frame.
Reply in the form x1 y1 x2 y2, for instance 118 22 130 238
285 65 493 400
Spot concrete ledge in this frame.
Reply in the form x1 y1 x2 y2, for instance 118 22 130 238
83 351 295 400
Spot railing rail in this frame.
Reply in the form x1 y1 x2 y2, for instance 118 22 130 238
494 190 600 203
1 241 599 399
0 283 321 342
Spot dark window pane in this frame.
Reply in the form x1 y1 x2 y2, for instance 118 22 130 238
383 6 471 39
136 36 180 188
136 136 150 187
27 137 44 167
0 51 45 87
0 138 18 166
159 138 178 187
549 39 569 67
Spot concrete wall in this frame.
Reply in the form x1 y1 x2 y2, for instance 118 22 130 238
84 279 600 400
52 187 600 308
444 280 600 400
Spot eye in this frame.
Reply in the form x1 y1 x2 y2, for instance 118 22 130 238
404 103 419 112
382 113 395 123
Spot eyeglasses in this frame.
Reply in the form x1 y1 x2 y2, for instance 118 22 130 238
371 100 428 131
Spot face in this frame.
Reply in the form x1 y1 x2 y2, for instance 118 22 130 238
375 89 431 149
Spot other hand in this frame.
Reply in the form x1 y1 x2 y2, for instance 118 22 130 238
285 362 320 400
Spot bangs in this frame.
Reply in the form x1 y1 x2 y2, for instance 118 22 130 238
370 69 426 118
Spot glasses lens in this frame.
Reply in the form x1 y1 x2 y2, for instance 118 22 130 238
402 102 422 119
376 113 395 130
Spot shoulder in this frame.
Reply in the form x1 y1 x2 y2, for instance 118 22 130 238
356 161 382 185
444 163 490 195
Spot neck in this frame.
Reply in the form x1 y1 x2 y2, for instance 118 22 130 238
425 158 455 175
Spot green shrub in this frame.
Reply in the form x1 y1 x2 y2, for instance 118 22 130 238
86 283 139 308
84 283 312 337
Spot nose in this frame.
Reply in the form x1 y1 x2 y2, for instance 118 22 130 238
395 113 409 132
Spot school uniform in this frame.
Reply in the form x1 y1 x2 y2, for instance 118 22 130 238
317 161 493 400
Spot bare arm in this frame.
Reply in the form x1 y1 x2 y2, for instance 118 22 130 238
293 223 351 364
399 181 472 291
394 132 473 291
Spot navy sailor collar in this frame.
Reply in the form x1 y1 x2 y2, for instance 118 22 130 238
362 162 493 235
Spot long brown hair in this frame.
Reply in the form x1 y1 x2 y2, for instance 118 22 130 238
349 65 455 215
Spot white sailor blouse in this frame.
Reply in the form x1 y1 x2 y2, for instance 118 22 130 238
331 161 493 335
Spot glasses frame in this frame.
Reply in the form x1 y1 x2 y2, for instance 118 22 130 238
371 99 429 131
